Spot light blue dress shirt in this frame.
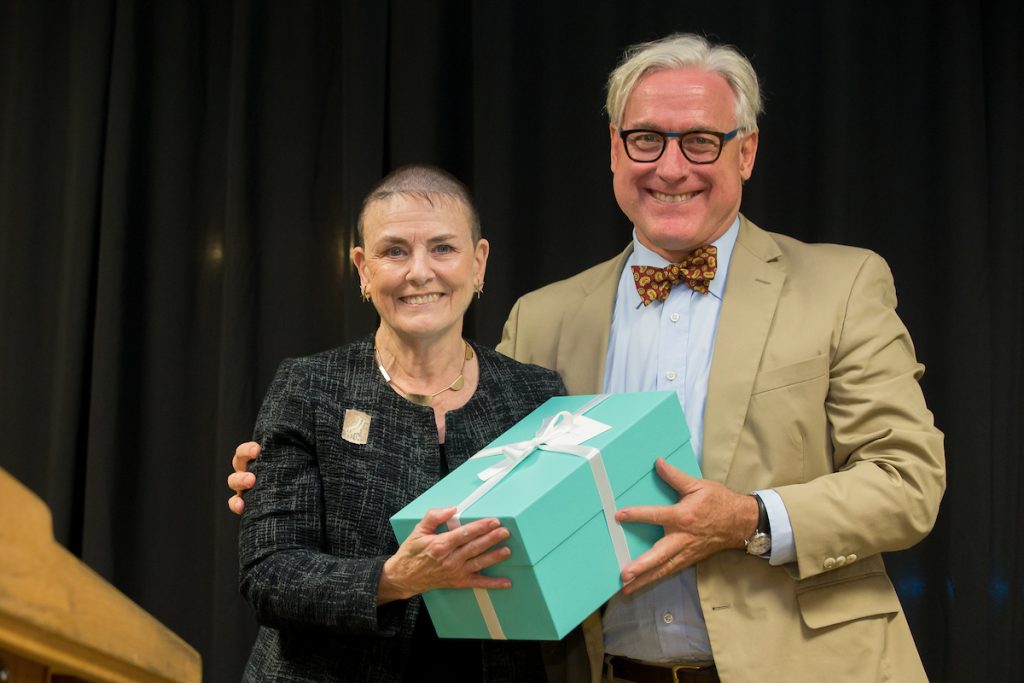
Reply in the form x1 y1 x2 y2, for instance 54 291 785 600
601 218 794 662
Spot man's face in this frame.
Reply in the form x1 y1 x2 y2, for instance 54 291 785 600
610 67 758 261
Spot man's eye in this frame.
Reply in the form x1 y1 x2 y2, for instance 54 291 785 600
685 135 717 148
631 133 663 147
434 244 453 255
384 246 404 257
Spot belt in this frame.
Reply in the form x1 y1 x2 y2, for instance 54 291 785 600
606 655 720 683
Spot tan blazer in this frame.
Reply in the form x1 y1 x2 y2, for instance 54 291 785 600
496 216 945 683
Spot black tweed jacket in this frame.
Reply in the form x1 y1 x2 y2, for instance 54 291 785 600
239 337 565 682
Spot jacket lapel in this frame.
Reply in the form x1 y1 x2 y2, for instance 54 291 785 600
701 217 785 484
557 245 632 395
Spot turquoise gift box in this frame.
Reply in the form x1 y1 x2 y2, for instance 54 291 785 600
389 391 701 641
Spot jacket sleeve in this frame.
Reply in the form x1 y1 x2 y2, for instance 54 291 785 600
237 358 412 636
775 252 946 580
496 297 523 359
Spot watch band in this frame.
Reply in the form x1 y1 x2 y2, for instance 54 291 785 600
744 493 772 556
752 492 770 535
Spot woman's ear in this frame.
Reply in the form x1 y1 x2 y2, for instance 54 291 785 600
473 238 490 283
351 246 367 284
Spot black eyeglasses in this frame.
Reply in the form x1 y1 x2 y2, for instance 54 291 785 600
619 128 740 164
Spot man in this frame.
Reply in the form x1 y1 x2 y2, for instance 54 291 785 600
231 33 944 683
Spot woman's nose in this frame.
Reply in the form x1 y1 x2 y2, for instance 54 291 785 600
406 249 434 285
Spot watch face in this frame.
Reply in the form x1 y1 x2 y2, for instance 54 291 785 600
746 532 771 556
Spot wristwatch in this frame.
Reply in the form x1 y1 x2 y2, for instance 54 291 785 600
744 493 772 556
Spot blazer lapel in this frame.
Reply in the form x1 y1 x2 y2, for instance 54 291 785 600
702 217 785 484
557 245 632 395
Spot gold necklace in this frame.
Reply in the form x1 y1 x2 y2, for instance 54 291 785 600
374 341 474 406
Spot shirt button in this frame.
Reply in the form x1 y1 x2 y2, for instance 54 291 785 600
666 371 677 381
670 312 680 322
662 612 674 624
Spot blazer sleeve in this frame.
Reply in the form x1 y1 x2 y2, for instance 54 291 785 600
496 297 522 359
774 252 946 579
238 358 410 636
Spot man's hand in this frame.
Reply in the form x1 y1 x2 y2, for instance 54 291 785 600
615 458 759 594
227 442 260 515
378 507 514 604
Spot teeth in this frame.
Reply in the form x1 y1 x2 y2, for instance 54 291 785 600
404 293 442 305
652 191 696 203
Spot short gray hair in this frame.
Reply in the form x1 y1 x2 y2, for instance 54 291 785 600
357 164 481 245
605 33 763 132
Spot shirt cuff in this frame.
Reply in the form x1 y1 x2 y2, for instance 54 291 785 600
753 489 796 566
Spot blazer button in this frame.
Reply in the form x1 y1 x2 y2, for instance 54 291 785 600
846 554 857 564
835 555 847 567
823 557 836 570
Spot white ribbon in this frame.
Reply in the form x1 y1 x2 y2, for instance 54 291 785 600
535 441 633 572
444 515 508 640
446 394 631 639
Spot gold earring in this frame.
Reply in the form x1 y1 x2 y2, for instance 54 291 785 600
360 283 371 302
474 281 484 299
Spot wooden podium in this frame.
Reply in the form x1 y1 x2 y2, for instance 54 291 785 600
0 468 201 682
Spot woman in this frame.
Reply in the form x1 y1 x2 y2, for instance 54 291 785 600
237 164 565 681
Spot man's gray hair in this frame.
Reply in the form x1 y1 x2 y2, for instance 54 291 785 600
605 33 763 133
357 164 481 245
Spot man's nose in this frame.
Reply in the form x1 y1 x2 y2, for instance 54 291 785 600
656 140 693 181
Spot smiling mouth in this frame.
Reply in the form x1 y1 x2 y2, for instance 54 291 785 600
650 190 699 203
401 293 443 305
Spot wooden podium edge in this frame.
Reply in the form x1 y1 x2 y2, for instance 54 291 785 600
0 611 196 683
0 469 202 682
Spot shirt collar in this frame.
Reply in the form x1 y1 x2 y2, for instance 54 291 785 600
627 216 740 302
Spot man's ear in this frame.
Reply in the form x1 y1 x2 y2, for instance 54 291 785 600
739 130 759 181
609 124 621 173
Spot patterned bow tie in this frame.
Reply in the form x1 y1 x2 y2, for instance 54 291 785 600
631 245 718 305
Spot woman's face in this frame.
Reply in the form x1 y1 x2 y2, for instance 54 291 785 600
352 194 488 343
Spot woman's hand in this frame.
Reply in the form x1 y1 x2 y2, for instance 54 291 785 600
377 506 513 604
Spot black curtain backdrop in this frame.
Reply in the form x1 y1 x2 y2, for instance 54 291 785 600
1 1 1021 681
